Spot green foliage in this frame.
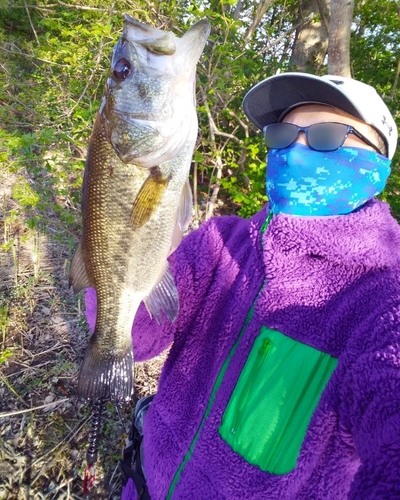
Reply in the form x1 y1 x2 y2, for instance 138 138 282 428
0 349 12 365
351 0 400 219
0 0 399 228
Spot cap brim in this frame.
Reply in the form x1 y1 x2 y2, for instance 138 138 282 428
242 73 363 130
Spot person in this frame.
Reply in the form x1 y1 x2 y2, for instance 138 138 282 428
85 72 400 500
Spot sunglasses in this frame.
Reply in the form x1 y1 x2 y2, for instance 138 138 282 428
263 122 382 154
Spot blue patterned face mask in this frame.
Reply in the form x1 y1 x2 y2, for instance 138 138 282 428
266 143 391 216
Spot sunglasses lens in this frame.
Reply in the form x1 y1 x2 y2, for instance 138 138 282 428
308 123 349 151
264 123 298 149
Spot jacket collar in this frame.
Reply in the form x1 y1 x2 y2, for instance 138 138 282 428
263 200 400 269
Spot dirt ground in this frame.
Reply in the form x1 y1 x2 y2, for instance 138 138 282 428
0 173 167 499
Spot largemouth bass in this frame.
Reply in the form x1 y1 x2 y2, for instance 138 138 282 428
70 15 210 403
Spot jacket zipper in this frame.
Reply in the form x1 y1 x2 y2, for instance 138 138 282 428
165 212 272 499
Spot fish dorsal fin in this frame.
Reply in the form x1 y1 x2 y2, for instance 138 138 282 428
137 32 176 55
69 242 93 293
131 169 170 228
143 264 179 323
178 19 211 65
178 178 193 231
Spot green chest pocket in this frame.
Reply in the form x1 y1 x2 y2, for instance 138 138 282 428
219 327 338 475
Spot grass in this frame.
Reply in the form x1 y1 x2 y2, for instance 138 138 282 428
0 163 166 499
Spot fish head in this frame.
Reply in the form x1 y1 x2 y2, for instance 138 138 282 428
100 16 211 167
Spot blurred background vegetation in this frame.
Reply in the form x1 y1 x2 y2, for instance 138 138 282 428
0 0 399 498
1 0 398 227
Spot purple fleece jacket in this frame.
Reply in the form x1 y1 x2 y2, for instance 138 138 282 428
86 199 400 499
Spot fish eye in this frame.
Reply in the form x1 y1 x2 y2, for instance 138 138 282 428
113 59 132 80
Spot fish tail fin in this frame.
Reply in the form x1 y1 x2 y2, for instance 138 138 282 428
144 263 179 324
77 337 134 403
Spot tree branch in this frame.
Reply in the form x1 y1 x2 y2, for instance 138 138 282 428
245 0 276 40
316 0 330 34
6 4 57 12
199 86 224 220
55 0 119 13
390 57 400 99
228 110 249 138
256 13 314 56
24 0 39 45
393 0 400 20
0 44 67 67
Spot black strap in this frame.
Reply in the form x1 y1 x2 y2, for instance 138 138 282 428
120 418 150 499
120 459 150 500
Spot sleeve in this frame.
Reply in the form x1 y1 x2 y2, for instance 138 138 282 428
84 215 234 361
343 302 400 499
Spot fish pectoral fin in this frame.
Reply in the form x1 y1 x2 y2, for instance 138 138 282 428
143 263 179 324
178 178 193 231
69 243 93 293
131 169 170 228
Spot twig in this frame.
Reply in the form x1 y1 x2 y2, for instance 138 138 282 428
199 88 241 144
55 0 119 13
205 155 224 220
227 110 249 138
0 45 67 67
31 342 63 358
24 0 39 45
229 13 314 64
109 462 121 490
0 398 69 418
212 129 241 142
394 0 400 20
390 57 400 99
245 0 275 41
199 86 223 219
256 14 314 56
0 373 28 406
6 359 56 377
193 161 199 219
46 476 74 497
6 4 57 13
29 415 90 485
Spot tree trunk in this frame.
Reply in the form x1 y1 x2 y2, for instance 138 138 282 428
233 1 243 20
288 0 330 73
328 0 354 76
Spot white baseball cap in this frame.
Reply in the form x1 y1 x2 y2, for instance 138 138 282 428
243 72 398 159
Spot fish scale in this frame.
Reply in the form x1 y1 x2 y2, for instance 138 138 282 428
70 16 210 403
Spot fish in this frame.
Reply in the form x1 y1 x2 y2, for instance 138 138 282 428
69 15 210 403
